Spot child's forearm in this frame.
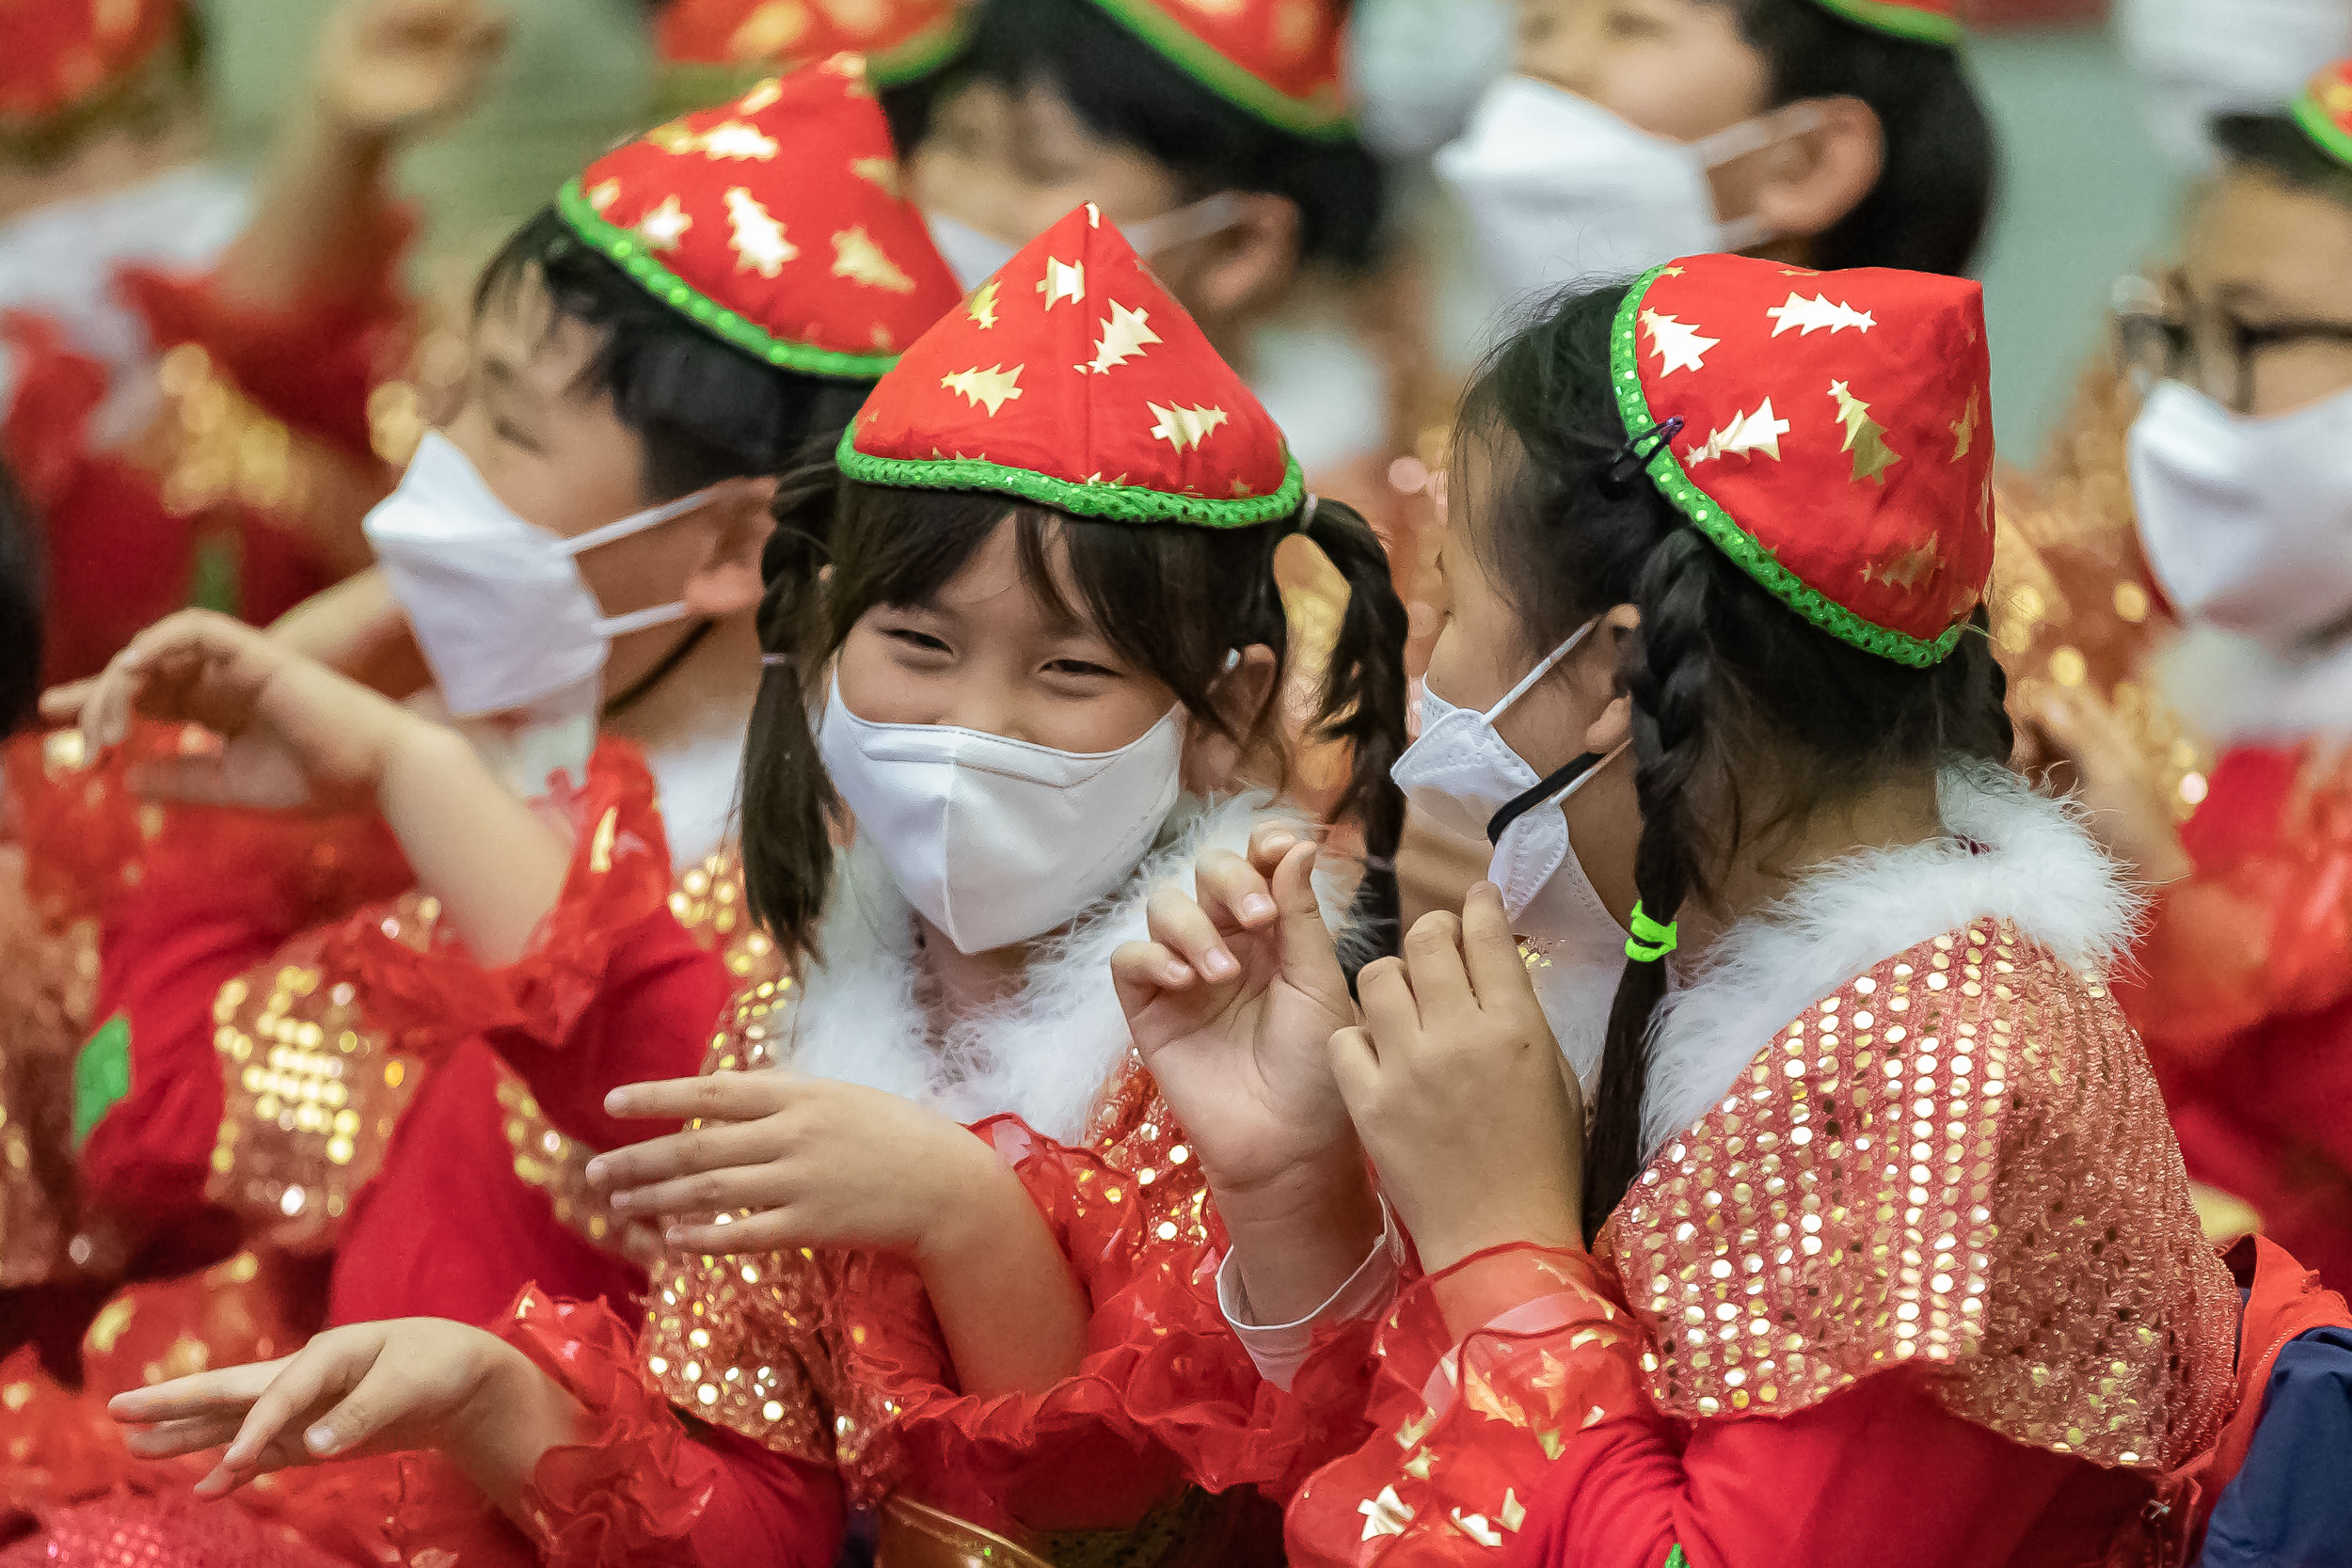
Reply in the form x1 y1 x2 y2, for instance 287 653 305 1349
375 721 572 965
915 1153 1090 1398
213 102 397 314
446 1345 593 1526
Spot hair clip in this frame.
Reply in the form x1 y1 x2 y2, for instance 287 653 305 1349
759 653 791 668
1597 417 1685 499
1624 900 1679 964
1293 492 1321 535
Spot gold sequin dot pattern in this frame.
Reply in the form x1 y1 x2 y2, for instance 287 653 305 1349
1601 918 2239 1470
201 895 447 1248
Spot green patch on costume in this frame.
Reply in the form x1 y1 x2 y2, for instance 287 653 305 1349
73 1013 134 1148
188 531 242 615
1664 1549 1691 1568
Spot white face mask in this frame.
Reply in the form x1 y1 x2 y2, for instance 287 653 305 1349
2129 379 2352 651
1347 0 1515 157
1436 75 1815 307
816 677 1186 954
922 194 1248 293
362 432 718 719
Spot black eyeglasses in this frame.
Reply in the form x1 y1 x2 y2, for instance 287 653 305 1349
2112 272 2352 413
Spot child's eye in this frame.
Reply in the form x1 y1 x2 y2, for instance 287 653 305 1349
887 627 953 654
495 418 543 454
1043 657 1118 678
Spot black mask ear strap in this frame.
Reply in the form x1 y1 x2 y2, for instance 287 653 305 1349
1487 752 1602 846
1597 417 1684 499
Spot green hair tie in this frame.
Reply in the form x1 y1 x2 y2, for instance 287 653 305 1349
1626 901 1679 965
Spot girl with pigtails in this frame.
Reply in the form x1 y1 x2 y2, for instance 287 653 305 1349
105 203 1410 1568
1125 254 2296 1567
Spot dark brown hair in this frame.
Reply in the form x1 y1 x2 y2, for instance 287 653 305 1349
1456 282 2013 1240
742 476 1408 962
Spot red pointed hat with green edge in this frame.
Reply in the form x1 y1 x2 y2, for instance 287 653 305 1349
1086 0 1351 141
657 0 966 87
1806 0 1961 46
841 202 1303 526
1612 253 1994 667
1 0 183 123
557 57 963 380
2293 58 2352 166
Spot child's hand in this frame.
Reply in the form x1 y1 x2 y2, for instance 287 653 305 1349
107 1319 533 1497
590 1072 1009 1260
314 0 509 142
2023 685 2192 883
40 610 421 812
1111 825 1359 1209
1332 883 1585 1274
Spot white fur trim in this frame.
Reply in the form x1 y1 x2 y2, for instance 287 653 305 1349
2155 623 2352 746
779 793 1352 1144
1640 763 2138 1156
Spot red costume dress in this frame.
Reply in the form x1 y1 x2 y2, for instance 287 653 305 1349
1283 769 2245 1568
477 797 1379 1568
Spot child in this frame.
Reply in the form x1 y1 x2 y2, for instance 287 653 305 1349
1439 0 1995 308
2034 63 2352 1299
2 54 960 1445
1 0 502 684
1147 255 2279 1563
107 205 1408 1566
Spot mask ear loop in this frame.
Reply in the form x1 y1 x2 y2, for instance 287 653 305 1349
1486 739 1630 847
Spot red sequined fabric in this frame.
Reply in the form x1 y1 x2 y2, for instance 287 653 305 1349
640 986 1368 1545
0 1495 342 1568
1600 917 2241 1470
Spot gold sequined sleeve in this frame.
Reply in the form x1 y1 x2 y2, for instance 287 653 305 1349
1602 919 2240 1473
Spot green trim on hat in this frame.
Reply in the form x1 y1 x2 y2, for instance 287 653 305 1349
838 424 1306 529
1808 0 1963 46
869 13 969 85
2293 90 2352 167
1083 0 1356 142
1608 266 1963 669
555 180 901 381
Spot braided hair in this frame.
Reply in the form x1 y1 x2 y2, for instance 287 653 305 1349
1455 284 2013 1241
741 481 1409 964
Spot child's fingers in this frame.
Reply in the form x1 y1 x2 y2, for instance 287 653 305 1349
109 1359 287 1424
666 1209 796 1256
215 1342 360 1472
37 679 94 721
1327 1025 1382 1112
122 1413 246 1460
1111 940 1194 1018
1144 886 1239 982
607 1164 785 1221
1459 882 1534 1013
302 1348 439 1458
604 1070 791 1124
1248 819 1309 878
1356 957 1422 1049
586 1119 779 1192
1193 848 1278 933
1271 840 1349 1010
1400 911 1475 1020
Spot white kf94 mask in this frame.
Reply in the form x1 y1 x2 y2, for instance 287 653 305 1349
816 677 1187 954
363 432 718 718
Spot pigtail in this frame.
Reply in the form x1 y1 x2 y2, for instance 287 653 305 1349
1581 527 1722 1243
1298 497 1412 964
739 456 847 958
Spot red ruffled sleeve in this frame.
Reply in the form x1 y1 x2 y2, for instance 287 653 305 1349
1282 1243 1648 1568
114 201 415 467
500 1288 845 1568
310 741 675 1067
2123 743 2352 1056
831 1114 1375 1533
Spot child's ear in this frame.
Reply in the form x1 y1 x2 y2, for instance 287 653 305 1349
1170 196 1302 325
1751 94 1884 246
1583 605 1641 754
1180 642 1280 795
682 476 781 618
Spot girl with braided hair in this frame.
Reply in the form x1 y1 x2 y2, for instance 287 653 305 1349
106 204 1410 1568
1133 255 2293 1566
